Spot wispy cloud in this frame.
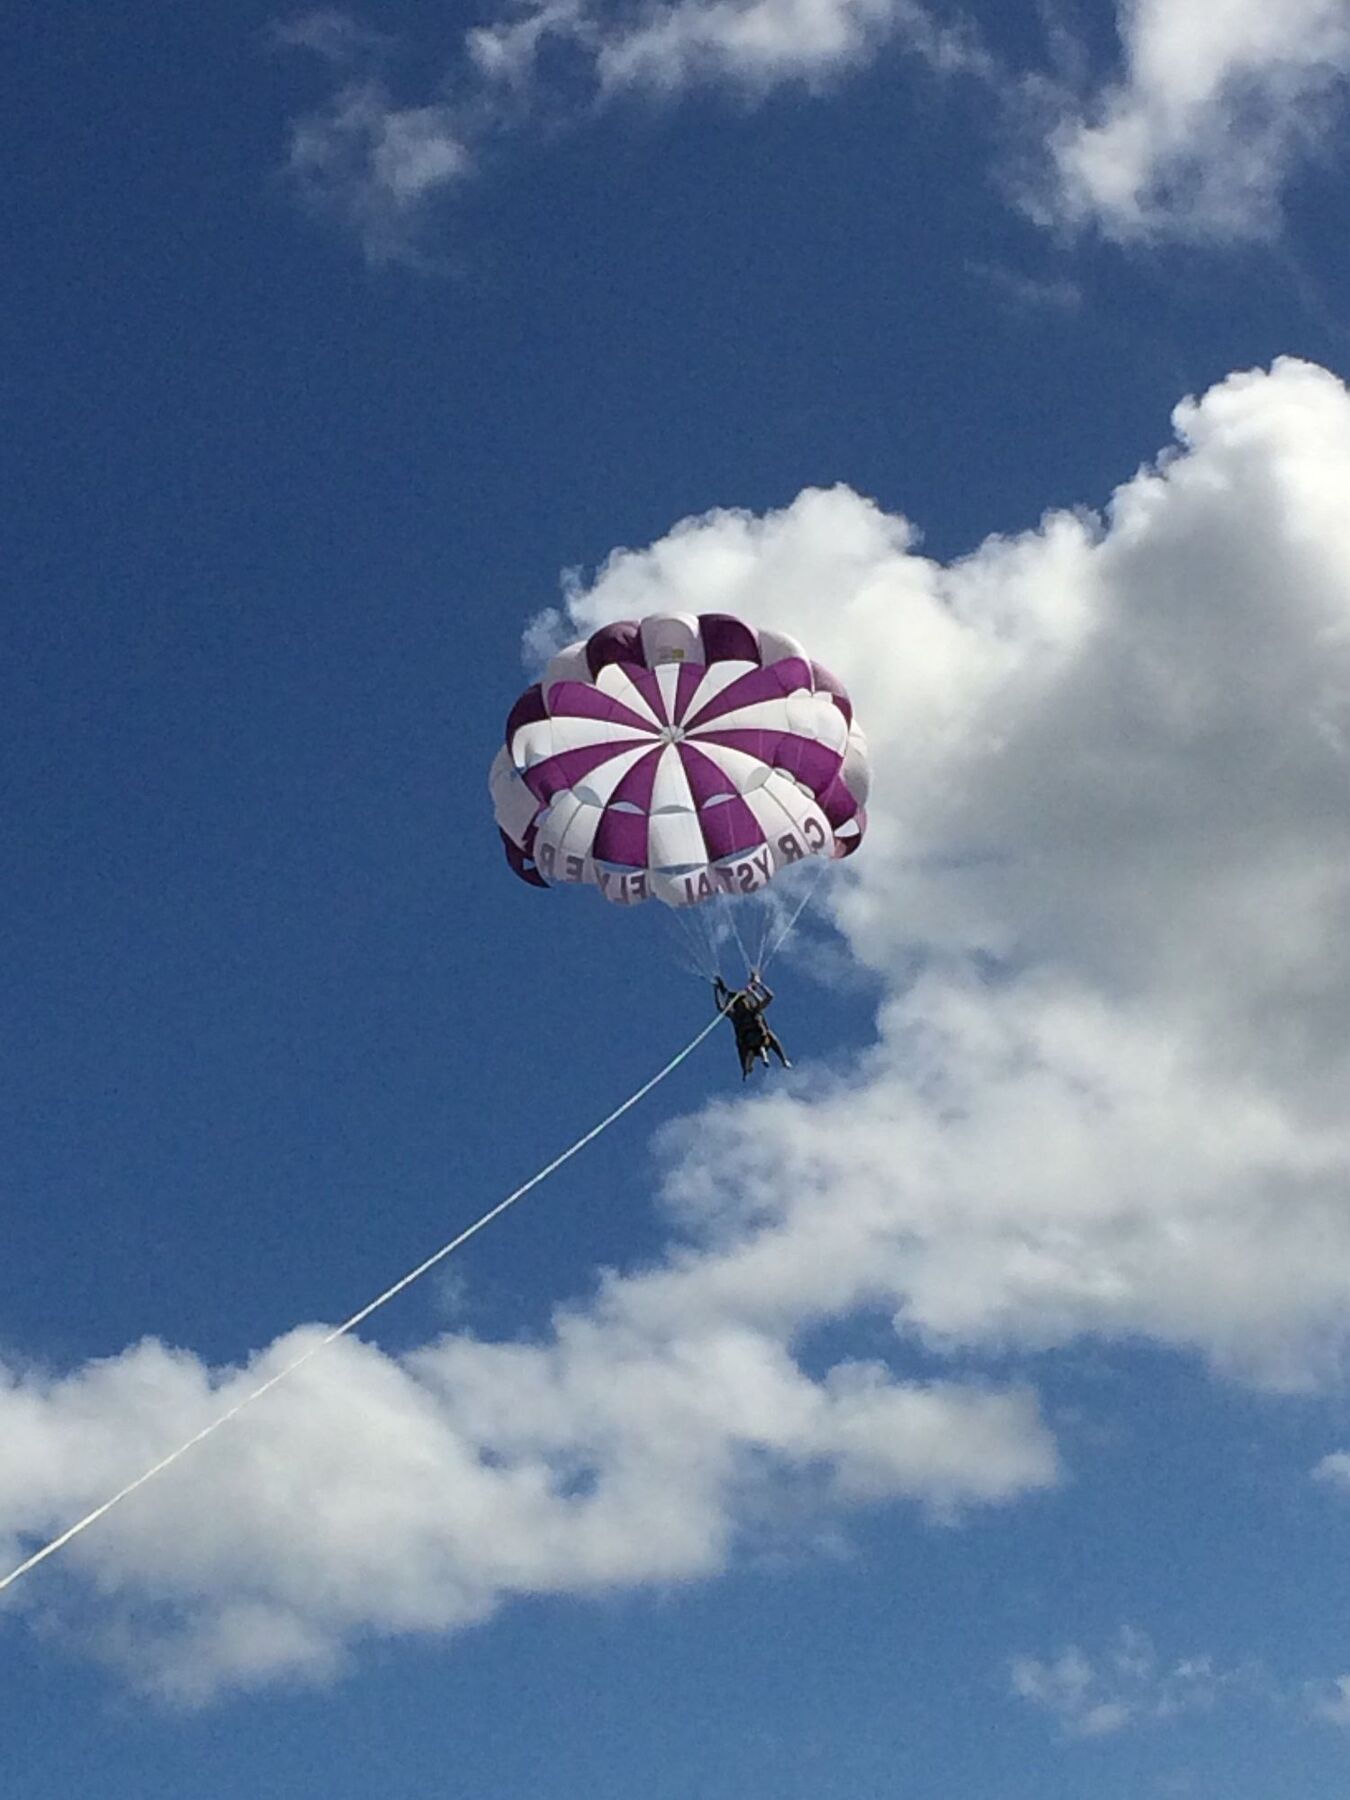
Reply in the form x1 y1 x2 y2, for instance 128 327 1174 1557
274 2 1350 261
1312 1448 1350 1489
1011 1627 1258 1739
1016 1627 1350 1744
275 1 995 261
466 0 597 89
271 8 398 67
286 80 471 266
1309 1673 1350 1727
965 257 1083 314
588 0 994 96
463 0 995 95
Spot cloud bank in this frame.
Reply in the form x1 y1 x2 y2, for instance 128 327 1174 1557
4 356 1350 1698
561 354 1350 1383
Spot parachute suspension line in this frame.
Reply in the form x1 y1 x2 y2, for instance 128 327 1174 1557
0 1013 726 1599
699 909 721 982
666 904 715 982
663 911 709 981
729 904 752 975
752 888 776 975
692 905 721 981
694 901 724 983
761 857 831 972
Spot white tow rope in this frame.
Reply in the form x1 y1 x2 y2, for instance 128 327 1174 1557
0 1014 724 1598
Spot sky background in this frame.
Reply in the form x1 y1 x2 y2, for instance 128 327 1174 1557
6 1 1350 1795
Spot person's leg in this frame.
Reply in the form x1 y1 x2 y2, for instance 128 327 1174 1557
764 1030 791 1068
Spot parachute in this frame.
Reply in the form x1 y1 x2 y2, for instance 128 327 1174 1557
490 612 870 909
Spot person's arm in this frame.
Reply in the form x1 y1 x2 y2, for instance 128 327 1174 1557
749 973 774 1005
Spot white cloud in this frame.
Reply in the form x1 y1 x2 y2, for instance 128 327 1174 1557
1011 1627 1249 1739
285 77 471 265
1309 1672 1350 1726
1037 0 1350 240
276 3 1350 255
559 356 1350 1385
965 259 1083 314
464 0 991 96
6 357 1350 1697
1011 1645 1135 1738
466 0 594 89
278 1 993 256
0 1321 1052 1700
589 0 991 96
1313 1449 1350 1488
466 0 995 100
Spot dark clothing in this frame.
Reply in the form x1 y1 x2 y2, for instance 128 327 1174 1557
714 976 790 1077
727 995 769 1040
715 978 770 1032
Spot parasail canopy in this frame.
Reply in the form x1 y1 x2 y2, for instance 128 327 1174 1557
490 611 870 908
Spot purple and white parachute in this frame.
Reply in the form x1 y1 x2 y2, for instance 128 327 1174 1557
490 612 870 908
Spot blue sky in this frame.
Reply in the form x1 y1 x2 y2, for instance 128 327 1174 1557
7 0 1350 1794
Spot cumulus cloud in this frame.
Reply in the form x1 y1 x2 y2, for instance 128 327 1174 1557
1011 1626 1252 1738
0 1328 1052 1700
6 357 1350 1698
557 356 1350 1384
1036 0 1350 240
